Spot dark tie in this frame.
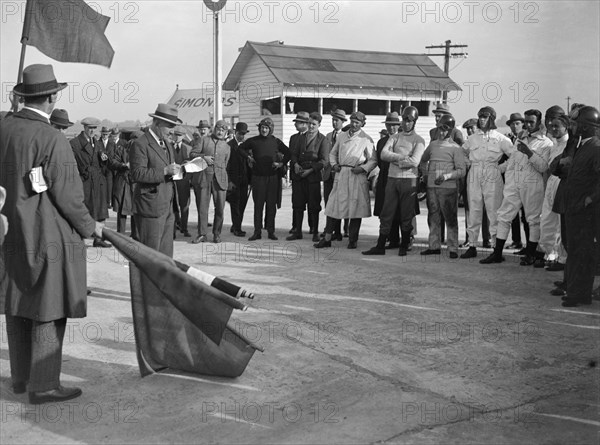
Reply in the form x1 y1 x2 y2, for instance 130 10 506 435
332 132 337 144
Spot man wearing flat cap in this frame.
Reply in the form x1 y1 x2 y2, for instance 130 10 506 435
129 103 182 256
70 117 111 248
190 120 231 243
0 64 104 404
316 111 377 250
373 112 402 249
288 112 330 242
503 112 529 252
227 122 251 236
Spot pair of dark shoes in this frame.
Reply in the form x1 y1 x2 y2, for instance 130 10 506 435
421 249 441 256
347 241 357 249
286 233 303 241
250 232 277 241
29 385 82 405
232 230 246 237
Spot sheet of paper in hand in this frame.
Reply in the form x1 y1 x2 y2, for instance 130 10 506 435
29 166 48 193
173 157 208 181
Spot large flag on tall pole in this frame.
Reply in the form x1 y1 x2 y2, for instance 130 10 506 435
21 0 115 67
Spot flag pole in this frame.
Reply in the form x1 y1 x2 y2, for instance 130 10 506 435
213 10 223 123
14 0 34 112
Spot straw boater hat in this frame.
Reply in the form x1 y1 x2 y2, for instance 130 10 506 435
49 109 74 129
432 103 451 115
382 112 401 124
148 103 182 126
330 109 347 121
13 64 67 97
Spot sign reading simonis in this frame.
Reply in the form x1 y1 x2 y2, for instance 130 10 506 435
167 88 238 125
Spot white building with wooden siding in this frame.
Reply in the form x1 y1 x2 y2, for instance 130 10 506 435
223 41 461 143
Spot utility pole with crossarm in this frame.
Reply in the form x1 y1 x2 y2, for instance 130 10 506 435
426 40 468 104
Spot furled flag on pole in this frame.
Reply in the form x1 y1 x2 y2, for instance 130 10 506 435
103 229 263 378
22 0 115 67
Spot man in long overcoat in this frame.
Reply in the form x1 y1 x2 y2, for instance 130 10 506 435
129 104 181 257
0 64 103 404
315 112 377 249
70 117 111 247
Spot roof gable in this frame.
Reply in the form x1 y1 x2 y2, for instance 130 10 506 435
223 41 461 92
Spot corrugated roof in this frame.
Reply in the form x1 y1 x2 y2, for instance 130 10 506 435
223 41 461 93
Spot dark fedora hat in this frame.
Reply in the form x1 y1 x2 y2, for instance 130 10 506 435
101 126 111 133
292 111 310 123
506 112 525 125
149 103 182 126
197 119 211 129
235 122 249 134
13 64 67 97
330 109 347 121
49 109 73 129
432 103 451 115
382 112 401 124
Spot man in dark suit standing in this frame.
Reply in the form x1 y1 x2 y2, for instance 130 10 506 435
0 64 104 404
172 126 192 238
226 122 250 236
70 117 111 247
129 103 182 257
287 112 330 242
99 126 115 209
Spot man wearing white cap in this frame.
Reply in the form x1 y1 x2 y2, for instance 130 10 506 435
70 116 111 247
129 103 182 256
0 64 104 404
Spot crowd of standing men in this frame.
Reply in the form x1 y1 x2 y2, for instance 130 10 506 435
0 63 599 407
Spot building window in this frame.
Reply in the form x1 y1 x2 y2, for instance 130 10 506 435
261 97 281 115
322 98 353 115
358 99 387 116
390 100 431 116
391 100 410 114
285 97 319 114
413 101 430 117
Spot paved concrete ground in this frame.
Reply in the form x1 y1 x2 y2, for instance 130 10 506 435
1 187 598 444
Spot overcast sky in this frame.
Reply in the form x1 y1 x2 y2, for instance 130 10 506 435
1 0 598 124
